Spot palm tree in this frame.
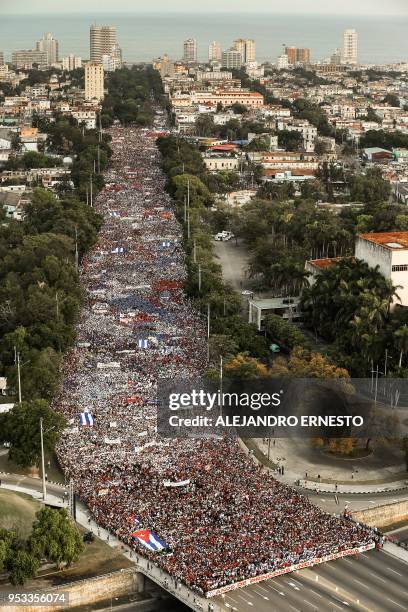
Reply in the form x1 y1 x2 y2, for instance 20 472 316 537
395 325 408 369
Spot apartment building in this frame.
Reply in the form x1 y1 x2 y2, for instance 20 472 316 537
85 62 104 101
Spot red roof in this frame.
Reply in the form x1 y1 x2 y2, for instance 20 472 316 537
359 232 408 250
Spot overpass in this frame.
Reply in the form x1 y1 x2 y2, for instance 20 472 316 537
1 473 408 611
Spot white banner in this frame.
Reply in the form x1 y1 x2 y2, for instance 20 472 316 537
205 542 375 598
163 479 191 488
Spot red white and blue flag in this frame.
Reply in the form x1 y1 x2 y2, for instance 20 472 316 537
131 529 168 552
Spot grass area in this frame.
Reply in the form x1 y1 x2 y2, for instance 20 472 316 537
0 448 65 484
0 489 40 537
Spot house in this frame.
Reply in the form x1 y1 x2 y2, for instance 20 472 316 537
248 297 302 330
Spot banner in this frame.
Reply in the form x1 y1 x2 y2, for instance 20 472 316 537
163 479 191 488
205 542 375 598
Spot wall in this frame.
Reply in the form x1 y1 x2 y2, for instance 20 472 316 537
6 569 148 612
353 499 408 528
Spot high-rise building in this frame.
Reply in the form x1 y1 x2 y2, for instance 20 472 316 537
11 50 48 69
183 38 197 63
62 54 82 71
90 25 117 62
277 53 289 70
36 32 59 66
0 52 4 66
208 41 222 63
85 61 104 101
330 48 342 65
221 48 242 70
233 39 256 64
285 46 311 65
342 29 358 65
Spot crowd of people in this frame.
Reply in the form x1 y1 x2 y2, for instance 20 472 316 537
54 110 375 596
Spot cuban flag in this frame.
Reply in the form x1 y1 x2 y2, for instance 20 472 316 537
79 412 94 426
138 339 148 349
110 211 120 217
111 247 125 254
161 241 171 248
131 529 168 552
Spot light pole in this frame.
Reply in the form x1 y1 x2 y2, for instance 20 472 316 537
40 420 56 501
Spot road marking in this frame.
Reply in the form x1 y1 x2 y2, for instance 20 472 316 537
288 605 300 612
287 581 300 591
386 599 405 609
341 602 350 607
369 571 386 582
330 602 343 610
368 500 376 504
310 590 323 599
353 579 369 589
236 594 253 606
302 599 317 608
253 587 269 599
255 584 270 593
386 567 403 576
265 584 285 596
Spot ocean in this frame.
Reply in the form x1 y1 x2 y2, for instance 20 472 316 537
1 12 408 65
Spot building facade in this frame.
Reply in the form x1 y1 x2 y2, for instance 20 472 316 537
208 41 222 62
90 25 117 63
85 62 104 101
36 33 59 66
342 29 358 65
11 50 48 70
221 49 242 70
183 38 197 63
62 54 82 71
233 39 256 64
285 46 311 65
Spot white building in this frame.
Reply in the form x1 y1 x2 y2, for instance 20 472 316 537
208 41 222 63
277 54 289 70
62 54 82 71
221 49 242 70
183 38 197 63
36 32 59 66
85 62 104 102
204 157 240 171
342 29 358 65
355 233 408 308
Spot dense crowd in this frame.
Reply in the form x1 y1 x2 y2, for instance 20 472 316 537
54 111 374 596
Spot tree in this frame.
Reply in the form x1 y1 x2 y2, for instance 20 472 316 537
270 347 350 379
395 325 408 368
29 507 84 569
1 400 66 468
224 353 270 379
277 130 303 151
349 168 391 204
195 114 215 137
383 93 400 108
6 549 40 586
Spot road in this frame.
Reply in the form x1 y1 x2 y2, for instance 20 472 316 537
213 240 251 293
215 549 408 612
304 489 408 515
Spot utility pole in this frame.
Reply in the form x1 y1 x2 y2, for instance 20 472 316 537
193 239 197 264
75 226 79 271
207 303 211 362
198 264 202 293
40 418 47 501
187 210 191 240
90 176 93 207
14 348 22 404
183 196 187 223
97 145 101 174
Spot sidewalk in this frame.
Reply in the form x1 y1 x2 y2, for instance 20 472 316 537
244 438 408 494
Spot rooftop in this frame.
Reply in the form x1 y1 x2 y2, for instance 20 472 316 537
307 257 343 269
359 232 408 250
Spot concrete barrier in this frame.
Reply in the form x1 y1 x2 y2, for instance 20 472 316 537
353 499 408 528
5 569 148 612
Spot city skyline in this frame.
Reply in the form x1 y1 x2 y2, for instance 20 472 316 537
1 0 407 15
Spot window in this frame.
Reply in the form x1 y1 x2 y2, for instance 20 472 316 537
392 265 408 272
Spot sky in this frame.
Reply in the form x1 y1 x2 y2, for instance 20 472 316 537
1 0 408 15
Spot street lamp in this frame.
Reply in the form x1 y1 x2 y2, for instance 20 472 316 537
40 419 56 502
